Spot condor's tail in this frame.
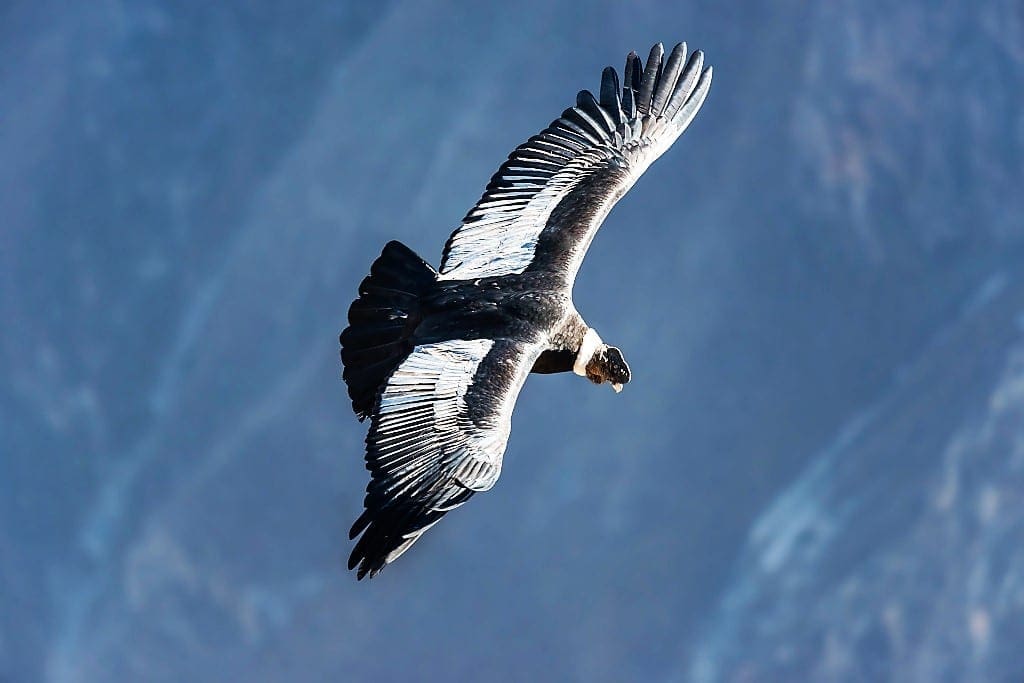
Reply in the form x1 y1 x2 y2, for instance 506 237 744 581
340 241 436 420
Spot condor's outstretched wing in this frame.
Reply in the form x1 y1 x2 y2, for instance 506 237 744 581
438 42 712 287
348 338 542 579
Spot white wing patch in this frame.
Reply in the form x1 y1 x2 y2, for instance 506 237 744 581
376 339 502 493
439 155 610 281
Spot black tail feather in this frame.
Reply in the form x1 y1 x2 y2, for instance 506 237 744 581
340 241 436 420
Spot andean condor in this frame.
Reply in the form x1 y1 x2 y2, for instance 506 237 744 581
340 42 713 579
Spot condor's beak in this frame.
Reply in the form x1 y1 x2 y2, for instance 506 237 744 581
611 383 623 393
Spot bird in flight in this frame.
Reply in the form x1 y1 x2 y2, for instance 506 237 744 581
340 42 712 579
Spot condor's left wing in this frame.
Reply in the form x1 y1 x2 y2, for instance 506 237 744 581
348 337 542 579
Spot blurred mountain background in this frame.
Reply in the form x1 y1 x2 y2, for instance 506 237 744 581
3 1 1023 681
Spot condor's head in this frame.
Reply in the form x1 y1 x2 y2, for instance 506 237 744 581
573 329 631 393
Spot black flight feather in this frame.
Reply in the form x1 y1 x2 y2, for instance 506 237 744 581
637 42 664 114
653 42 687 115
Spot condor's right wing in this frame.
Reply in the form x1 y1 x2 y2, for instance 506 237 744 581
438 42 712 289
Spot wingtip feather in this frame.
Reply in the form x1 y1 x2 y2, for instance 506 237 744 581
637 42 664 114
599 66 622 126
624 51 642 92
674 63 713 130
653 42 687 115
665 48 707 120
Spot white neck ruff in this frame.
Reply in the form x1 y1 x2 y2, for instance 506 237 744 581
573 328 604 377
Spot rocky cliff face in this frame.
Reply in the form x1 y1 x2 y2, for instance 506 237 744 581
689 273 1024 682
2 1 1022 681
